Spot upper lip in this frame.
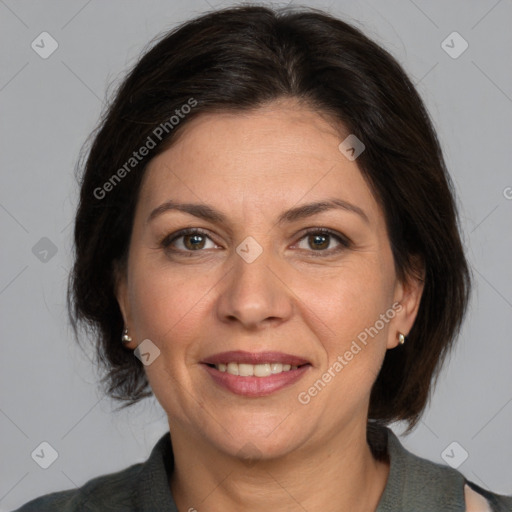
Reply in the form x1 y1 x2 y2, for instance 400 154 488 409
201 350 311 366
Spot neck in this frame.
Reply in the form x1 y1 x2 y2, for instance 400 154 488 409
168 420 390 512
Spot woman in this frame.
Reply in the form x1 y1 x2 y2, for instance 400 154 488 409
14 5 512 512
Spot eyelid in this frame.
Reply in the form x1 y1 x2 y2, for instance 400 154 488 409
296 227 351 245
160 227 220 249
292 227 351 254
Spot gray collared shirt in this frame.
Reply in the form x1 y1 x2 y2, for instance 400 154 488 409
12 427 512 511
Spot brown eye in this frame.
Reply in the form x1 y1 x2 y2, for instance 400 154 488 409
295 228 351 255
307 233 330 250
183 233 207 250
161 228 218 253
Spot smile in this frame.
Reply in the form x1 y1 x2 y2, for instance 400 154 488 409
209 362 306 376
202 363 312 397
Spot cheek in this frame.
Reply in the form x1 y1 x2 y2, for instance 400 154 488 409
128 256 218 351
128 264 210 404
295 259 395 341
293 260 395 391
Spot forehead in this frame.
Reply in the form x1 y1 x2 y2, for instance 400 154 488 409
138 101 381 224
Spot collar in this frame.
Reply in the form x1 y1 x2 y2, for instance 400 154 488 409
135 431 178 510
134 426 466 511
375 427 465 511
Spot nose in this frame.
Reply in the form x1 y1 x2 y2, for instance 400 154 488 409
215 243 293 330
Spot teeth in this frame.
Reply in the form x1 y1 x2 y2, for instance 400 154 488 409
214 362 299 376
226 362 238 375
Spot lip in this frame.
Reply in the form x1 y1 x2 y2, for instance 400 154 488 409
201 350 311 366
201 363 311 397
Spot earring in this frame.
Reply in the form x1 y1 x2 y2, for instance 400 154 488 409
398 332 406 345
122 328 132 344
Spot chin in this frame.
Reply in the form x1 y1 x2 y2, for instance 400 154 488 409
207 423 305 462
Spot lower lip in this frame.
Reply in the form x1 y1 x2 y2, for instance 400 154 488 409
201 364 311 397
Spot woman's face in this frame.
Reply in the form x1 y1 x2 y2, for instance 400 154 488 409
116 99 422 459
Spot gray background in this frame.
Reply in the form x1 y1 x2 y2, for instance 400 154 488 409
1 0 511 509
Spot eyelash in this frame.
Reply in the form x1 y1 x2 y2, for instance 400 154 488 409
160 227 351 257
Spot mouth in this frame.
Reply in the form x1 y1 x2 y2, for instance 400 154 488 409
200 350 312 397
201 362 312 397
203 361 311 377
201 350 312 374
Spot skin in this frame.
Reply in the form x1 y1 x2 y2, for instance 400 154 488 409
116 98 424 512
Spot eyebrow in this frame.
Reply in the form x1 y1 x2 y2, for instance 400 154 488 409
147 198 369 226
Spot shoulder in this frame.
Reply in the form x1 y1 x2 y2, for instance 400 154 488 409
377 426 512 511
11 431 175 512
464 480 512 512
11 461 145 511
402 443 512 511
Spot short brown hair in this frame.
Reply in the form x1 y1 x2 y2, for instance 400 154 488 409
68 5 471 432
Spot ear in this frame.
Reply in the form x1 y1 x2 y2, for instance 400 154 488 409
388 257 425 349
113 259 134 348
